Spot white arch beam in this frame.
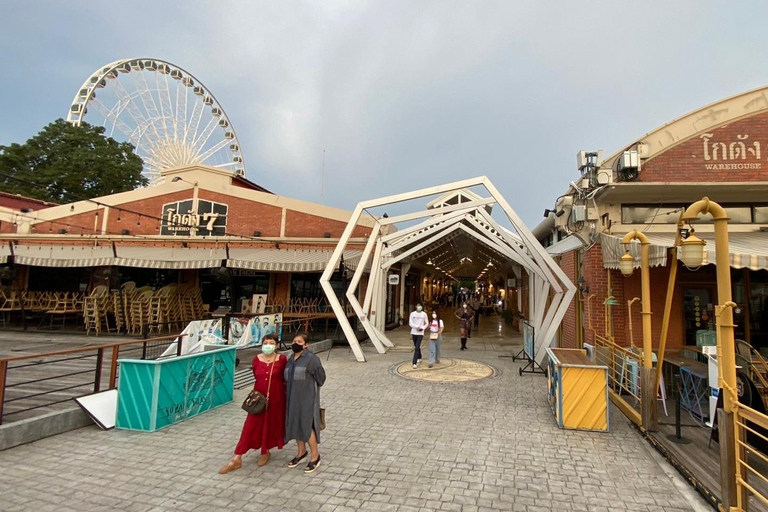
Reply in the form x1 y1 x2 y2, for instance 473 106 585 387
321 177 575 362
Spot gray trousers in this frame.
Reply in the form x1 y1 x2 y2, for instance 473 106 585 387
428 335 442 365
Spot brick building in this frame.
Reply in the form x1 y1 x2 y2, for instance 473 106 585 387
0 164 408 325
534 85 768 354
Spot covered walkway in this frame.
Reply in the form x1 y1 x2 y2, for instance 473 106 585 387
321 177 576 363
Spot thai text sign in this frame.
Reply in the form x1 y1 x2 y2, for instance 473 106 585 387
699 132 763 170
160 198 228 236
115 346 236 432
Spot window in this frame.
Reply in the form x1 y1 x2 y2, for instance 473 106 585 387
291 272 345 301
621 204 754 225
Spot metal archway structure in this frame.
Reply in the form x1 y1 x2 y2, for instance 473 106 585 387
67 58 245 186
320 176 576 362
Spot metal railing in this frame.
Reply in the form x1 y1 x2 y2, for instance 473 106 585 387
0 334 184 425
734 404 768 509
593 334 643 424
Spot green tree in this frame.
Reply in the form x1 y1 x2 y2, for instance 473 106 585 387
0 119 147 203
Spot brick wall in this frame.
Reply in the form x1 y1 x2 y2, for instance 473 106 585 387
580 243 684 351
30 189 371 240
559 251 578 348
284 210 371 238
640 110 768 182
199 190 283 238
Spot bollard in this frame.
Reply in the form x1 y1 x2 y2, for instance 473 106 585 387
667 373 691 444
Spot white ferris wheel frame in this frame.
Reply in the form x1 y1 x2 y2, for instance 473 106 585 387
67 58 245 185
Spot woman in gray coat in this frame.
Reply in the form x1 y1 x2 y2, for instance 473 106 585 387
284 333 326 473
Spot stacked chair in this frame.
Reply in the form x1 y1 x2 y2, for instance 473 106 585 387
83 285 111 335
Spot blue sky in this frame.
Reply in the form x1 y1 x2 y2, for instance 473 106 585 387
2 1 768 228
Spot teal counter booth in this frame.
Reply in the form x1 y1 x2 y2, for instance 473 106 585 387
116 345 237 432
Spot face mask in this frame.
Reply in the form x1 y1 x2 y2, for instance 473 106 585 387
416 306 423 312
432 313 437 319
291 343 304 353
262 344 276 355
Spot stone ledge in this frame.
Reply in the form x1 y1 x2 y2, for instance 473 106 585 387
0 405 92 451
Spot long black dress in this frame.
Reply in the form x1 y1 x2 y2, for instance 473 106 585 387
284 350 326 443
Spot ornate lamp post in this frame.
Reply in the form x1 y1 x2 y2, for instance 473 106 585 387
680 197 743 507
619 230 656 430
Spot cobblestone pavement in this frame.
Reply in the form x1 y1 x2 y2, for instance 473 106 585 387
0 315 703 511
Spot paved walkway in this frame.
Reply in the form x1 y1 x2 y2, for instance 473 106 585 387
0 313 704 511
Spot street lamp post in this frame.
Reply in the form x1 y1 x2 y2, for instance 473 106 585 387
619 230 656 431
680 197 744 508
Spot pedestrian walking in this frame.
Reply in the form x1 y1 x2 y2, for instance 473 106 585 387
455 303 474 350
219 334 287 474
427 309 444 367
409 303 429 368
285 333 326 473
471 296 482 329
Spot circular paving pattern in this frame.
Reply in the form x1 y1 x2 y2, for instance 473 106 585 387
392 358 497 383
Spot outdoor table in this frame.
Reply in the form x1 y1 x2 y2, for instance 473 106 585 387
663 351 710 422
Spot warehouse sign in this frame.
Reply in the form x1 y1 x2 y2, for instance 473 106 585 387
160 199 228 236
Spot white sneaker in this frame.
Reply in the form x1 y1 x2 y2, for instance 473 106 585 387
417 359 422 363
413 364 418 369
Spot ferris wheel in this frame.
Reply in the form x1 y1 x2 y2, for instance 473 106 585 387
67 58 245 186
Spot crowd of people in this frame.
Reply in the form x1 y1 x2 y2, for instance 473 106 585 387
432 291 503 311
408 297 487 367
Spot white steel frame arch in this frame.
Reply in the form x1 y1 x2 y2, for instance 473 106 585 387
320 177 576 362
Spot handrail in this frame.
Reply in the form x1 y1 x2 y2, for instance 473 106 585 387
0 334 186 425
733 403 768 509
0 334 181 364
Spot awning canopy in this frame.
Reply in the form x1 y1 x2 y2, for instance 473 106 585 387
0 242 11 265
114 246 226 269
13 244 116 268
600 233 670 270
601 231 768 271
227 249 363 273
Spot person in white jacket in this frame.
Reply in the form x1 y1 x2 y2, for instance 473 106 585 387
408 303 429 369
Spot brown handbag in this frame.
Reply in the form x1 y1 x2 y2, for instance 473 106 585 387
242 357 275 415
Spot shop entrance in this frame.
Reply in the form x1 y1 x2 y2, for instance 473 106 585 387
682 285 717 346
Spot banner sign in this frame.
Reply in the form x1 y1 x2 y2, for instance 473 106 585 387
162 318 223 358
523 321 535 360
116 346 236 432
160 198 228 237
228 313 283 348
